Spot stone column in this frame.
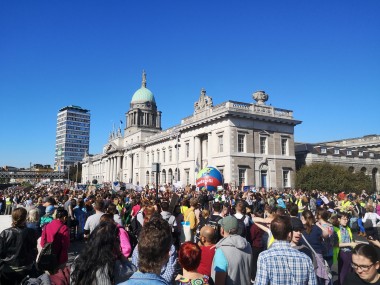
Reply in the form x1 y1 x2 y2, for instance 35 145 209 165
194 136 201 172
113 157 117 181
128 154 133 183
116 155 121 181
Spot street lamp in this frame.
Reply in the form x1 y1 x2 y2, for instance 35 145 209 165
75 162 79 184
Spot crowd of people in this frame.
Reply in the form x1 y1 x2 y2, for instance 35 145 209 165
0 182 379 285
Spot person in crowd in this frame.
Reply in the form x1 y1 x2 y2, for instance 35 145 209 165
343 244 380 285
211 215 252 285
161 200 179 242
84 199 105 238
26 207 42 237
107 203 123 226
335 211 357 285
0 207 39 285
176 241 214 285
40 204 55 228
250 211 265 282
316 208 335 268
71 221 136 285
255 215 317 285
123 216 173 285
40 207 70 271
362 205 380 240
184 197 199 240
300 210 330 283
73 197 87 240
132 214 178 284
197 225 216 277
290 217 315 262
100 213 132 260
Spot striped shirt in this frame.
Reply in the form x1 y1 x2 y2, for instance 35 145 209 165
255 241 317 285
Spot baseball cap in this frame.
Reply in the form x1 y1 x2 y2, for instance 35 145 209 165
45 205 55 215
291 217 304 231
218 215 238 233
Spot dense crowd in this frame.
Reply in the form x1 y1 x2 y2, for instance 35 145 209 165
0 183 379 285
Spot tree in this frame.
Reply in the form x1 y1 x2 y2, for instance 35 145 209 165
296 162 372 193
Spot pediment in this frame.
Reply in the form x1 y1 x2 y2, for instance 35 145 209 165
105 142 118 154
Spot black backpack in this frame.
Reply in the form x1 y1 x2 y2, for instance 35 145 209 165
37 224 64 272
237 215 247 238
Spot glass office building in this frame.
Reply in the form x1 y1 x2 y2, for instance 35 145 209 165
55 105 90 171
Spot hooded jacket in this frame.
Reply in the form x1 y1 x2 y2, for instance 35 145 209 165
211 234 252 285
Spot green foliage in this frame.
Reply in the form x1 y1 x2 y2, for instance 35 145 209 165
295 162 372 193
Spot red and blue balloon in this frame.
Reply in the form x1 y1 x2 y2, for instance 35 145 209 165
196 166 224 191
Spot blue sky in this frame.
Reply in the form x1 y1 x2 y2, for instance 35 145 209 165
1 1 379 168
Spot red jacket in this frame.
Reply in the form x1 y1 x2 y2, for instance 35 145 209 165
41 219 70 265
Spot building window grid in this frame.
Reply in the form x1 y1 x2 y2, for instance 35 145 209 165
238 168 246 186
260 137 267 154
218 135 223 153
283 170 290 188
185 143 190 158
281 138 288 155
238 134 245 152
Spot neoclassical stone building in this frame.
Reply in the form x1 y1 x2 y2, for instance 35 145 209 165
295 137 380 192
82 72 301 189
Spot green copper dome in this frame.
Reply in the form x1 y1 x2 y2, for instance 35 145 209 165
131 70 156 104
131 87 156 103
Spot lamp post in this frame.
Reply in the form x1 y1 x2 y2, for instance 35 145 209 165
67 165 70 183
75 162 79 184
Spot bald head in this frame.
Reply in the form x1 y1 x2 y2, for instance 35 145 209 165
200 225 215 243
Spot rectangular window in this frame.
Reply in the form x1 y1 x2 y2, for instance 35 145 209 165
157 151 160 162
347 150 352 155
283 170 290 188
358 151 363 157
334 149 340 155
152 153 155 162
185 169 190 185
260 137 267 154
238 134 245 152
146 153 149 164
238 168 246 186
163 150 166 162
369 153 374 158
186 143 190 158
281 138 288 155
321 148 327 154
169 149 172 162
218 135 223 153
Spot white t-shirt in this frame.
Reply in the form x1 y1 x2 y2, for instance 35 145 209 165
84 212 104 233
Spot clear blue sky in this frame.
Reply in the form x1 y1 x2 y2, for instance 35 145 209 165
1 1 379 168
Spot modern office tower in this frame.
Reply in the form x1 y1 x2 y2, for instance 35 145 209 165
55 105 90 172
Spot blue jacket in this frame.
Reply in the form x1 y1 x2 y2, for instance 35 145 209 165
118 272 169 285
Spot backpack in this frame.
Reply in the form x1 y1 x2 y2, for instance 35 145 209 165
128 211 143 250
237 215 247 238
207 215 223 243
37 224 64 272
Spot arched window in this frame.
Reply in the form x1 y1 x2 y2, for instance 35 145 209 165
168 169 173 184
162 169 166 184
175 168 180 182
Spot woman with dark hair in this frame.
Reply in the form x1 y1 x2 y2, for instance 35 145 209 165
343 244 380 285
317 208 335 268
70 221 136 285
0 207 39 284
176 241 214 285
301 210 330 284
100 214 132 260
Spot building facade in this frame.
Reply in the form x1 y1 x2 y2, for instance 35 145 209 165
82 72 301 190
295 138 380 193
55 105 90 172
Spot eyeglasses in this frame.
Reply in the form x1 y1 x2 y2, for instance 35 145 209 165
351 262 375 271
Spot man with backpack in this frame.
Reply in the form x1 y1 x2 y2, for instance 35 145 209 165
234 201 251 241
